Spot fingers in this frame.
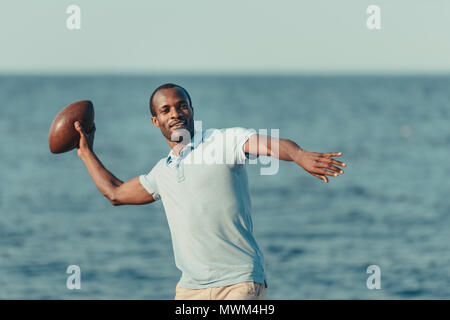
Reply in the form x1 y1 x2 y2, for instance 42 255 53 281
311 173 328 183
316 169 341 177
74 121 88 150
314 152 342 157
74 121 86 136
315 153 347 172
329 158 347 167
325 152 342 157
307 151 347 182
317 160 344 174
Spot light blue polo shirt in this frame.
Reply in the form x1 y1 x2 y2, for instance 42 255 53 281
139 127 266 289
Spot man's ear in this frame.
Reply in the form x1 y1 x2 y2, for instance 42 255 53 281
151 116 160 128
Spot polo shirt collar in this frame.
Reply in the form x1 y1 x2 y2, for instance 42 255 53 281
166 129 203 165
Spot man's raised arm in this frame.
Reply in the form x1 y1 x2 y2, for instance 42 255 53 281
74 121 155 206
243 134 347 183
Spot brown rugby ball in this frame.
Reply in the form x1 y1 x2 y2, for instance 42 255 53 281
48 100 94 154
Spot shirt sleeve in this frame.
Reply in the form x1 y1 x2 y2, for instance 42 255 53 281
224 127 259 164
139 166 161 201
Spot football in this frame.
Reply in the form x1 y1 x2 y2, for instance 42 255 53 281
48 100 95 154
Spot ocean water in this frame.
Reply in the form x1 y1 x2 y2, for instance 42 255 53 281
0 75 449 299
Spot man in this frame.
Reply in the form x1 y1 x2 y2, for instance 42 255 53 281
74 83 347 300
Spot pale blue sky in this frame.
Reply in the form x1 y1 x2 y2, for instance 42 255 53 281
1 0 449 74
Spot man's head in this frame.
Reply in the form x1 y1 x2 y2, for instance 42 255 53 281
149 83 195 144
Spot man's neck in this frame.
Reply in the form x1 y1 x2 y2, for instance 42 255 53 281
166 130 196 157
167 129 195 156
171 142 186 157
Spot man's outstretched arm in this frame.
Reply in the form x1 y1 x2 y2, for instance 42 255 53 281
74 121 155 205
243 134 347 183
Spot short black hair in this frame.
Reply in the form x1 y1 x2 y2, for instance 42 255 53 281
149 83 192 117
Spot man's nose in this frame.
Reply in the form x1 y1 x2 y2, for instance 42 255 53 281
169 106 181 118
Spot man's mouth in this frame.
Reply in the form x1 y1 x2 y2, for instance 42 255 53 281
170 120 187 128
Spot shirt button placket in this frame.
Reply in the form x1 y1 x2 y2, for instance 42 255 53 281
176 160 185 182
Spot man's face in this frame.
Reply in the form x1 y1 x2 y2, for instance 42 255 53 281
151 87 194 143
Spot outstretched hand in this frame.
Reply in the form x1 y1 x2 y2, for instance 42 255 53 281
294 150 347 183
74 121 96 158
